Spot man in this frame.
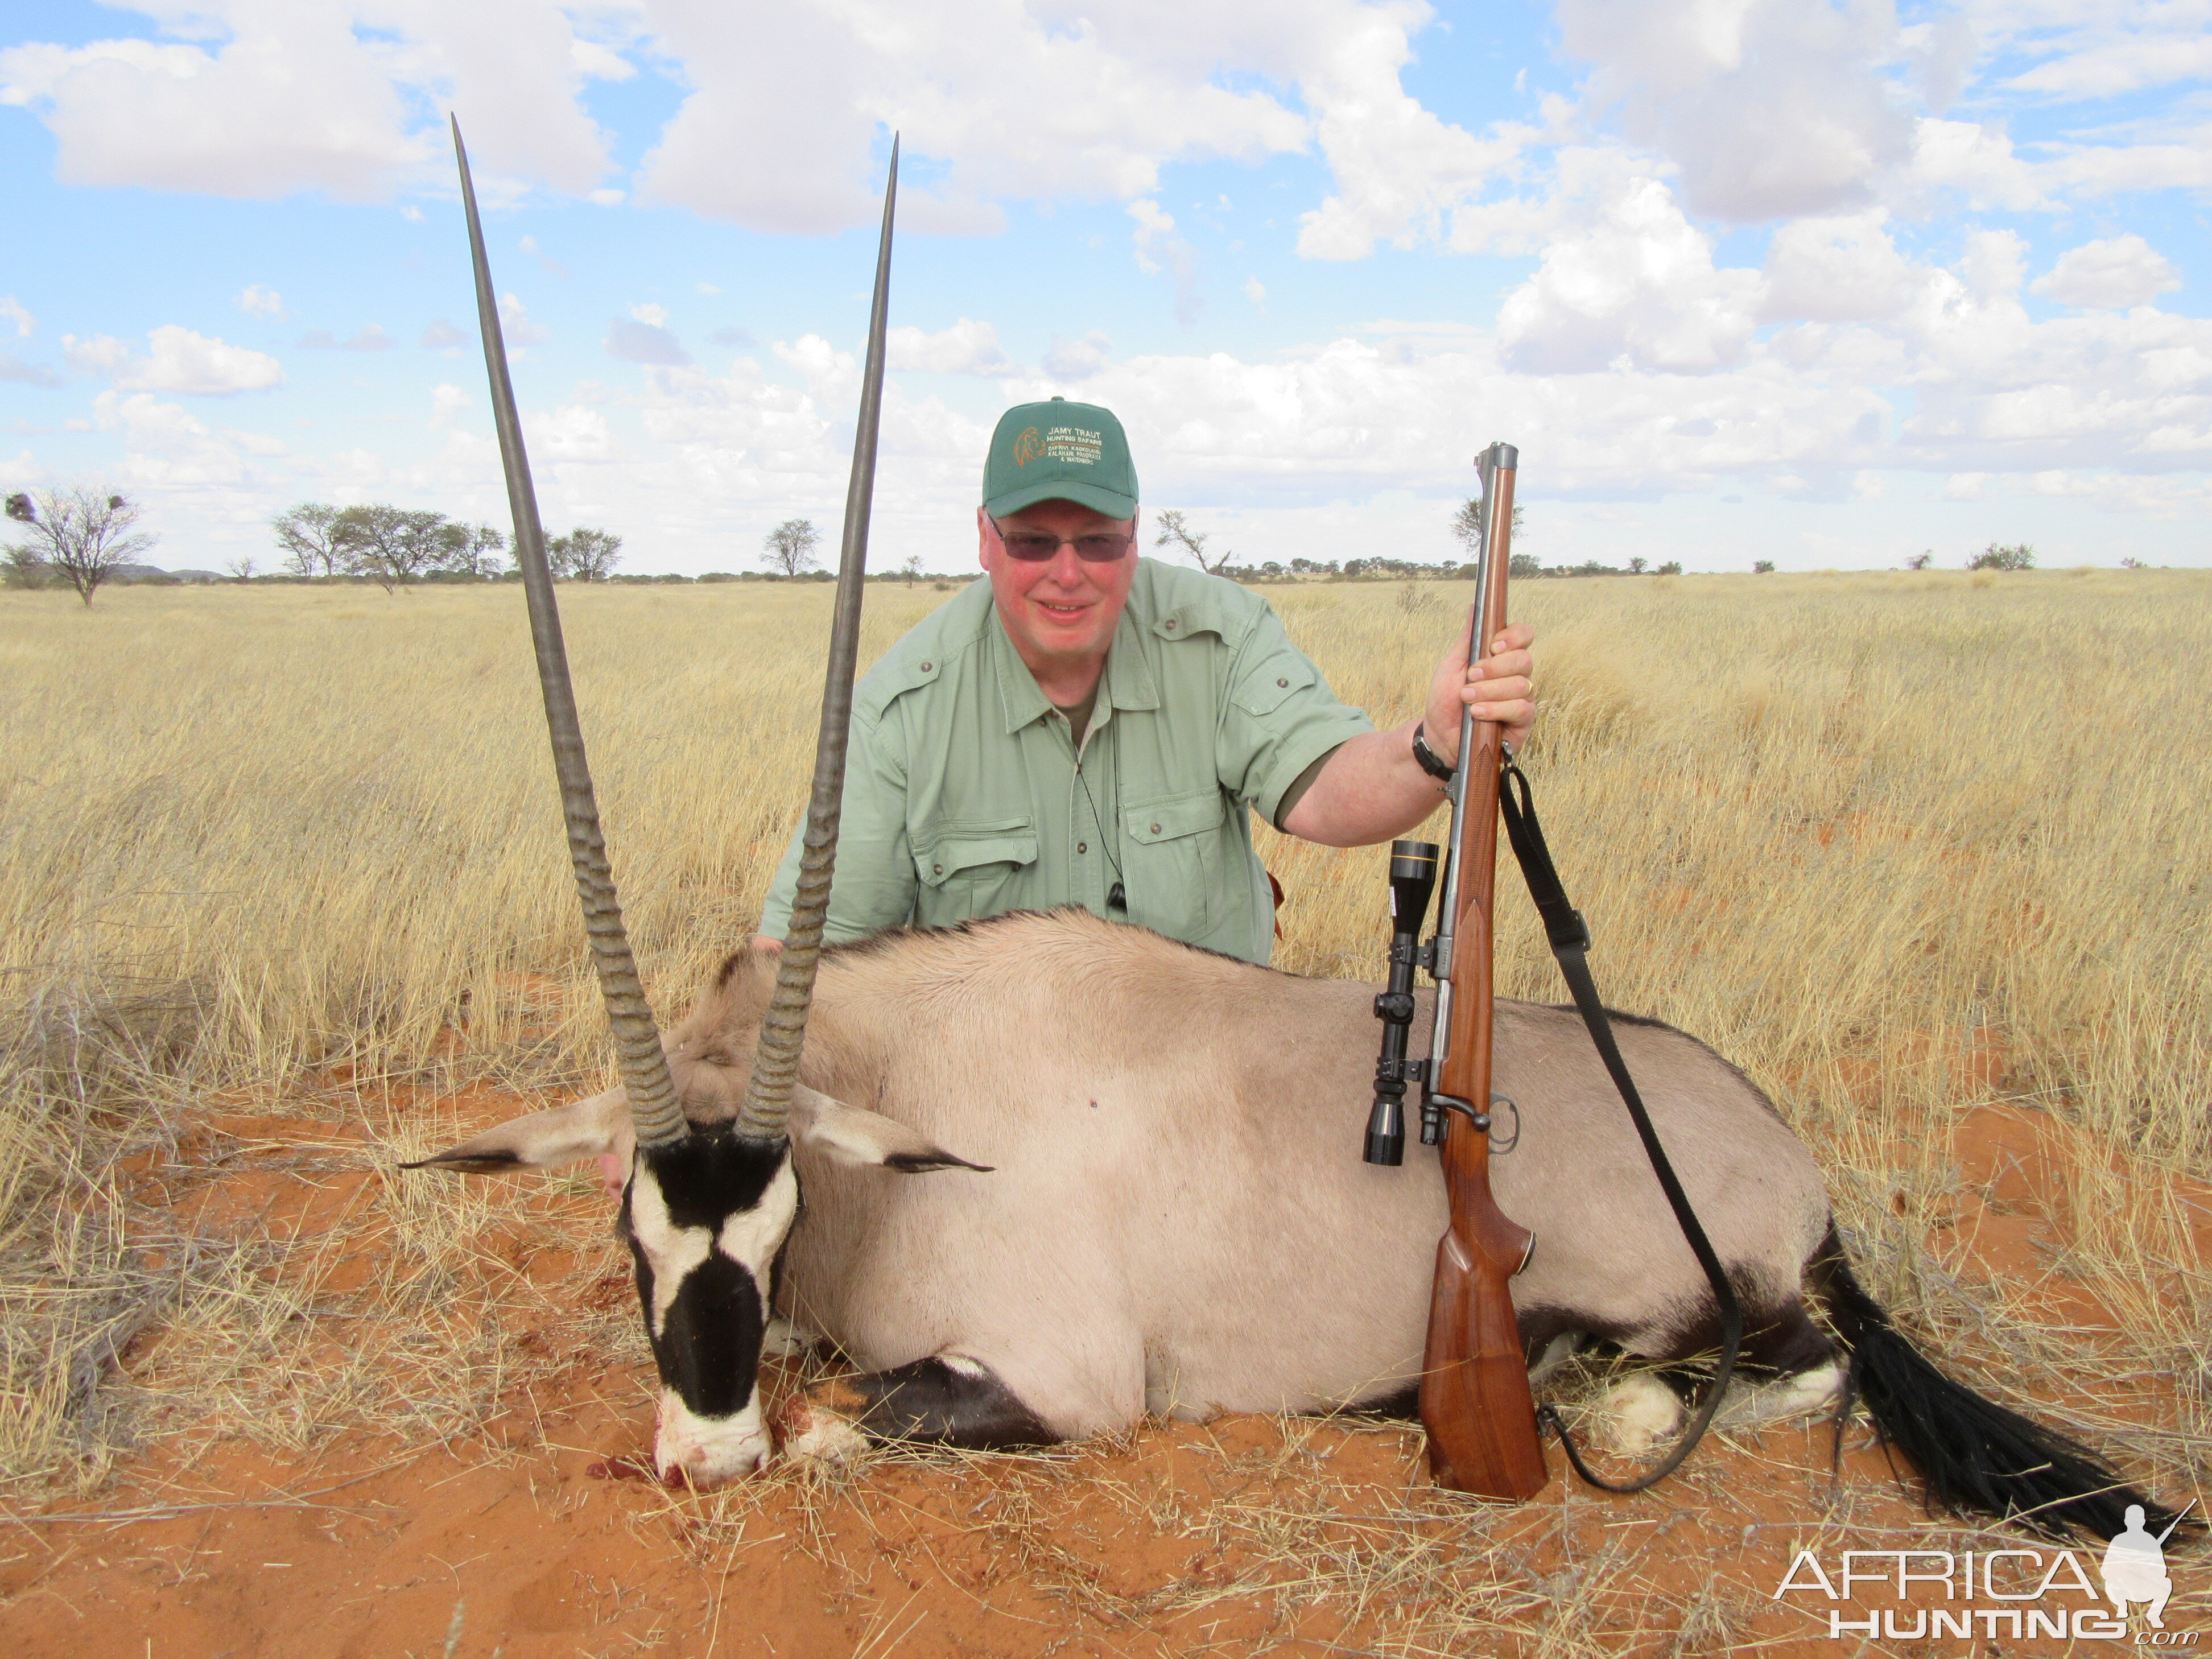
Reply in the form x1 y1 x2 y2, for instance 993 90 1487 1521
758 396 1534 961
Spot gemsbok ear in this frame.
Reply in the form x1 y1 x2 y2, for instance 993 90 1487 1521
402 1085 634 1174
792 1086 992 1174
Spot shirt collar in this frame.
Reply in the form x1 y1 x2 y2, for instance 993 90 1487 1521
988 594 1161 732
989 607 1054 733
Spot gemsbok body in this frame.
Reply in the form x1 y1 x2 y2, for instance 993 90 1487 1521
419 907 2169 1538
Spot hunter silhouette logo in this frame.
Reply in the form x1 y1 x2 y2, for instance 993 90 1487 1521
1012 427 1045 467
2104 1501 2195 1628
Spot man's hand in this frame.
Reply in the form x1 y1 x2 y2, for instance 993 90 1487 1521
1425 616 1535 765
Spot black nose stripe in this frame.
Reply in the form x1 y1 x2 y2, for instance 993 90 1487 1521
641 1252 766 1419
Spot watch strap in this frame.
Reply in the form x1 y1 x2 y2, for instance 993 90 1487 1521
1410 720 1456 783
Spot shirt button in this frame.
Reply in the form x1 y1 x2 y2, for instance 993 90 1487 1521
1164 618 1177 630
1277 676 1289 687
919 660 932 671
1150 822 1161 834
932 863 943 875
1076 841 1087 853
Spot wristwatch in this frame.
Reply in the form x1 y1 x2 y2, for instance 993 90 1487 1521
1410 721 1456 783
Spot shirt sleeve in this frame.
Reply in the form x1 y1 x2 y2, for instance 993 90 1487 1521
1215 602 1374 828
757 707 919 944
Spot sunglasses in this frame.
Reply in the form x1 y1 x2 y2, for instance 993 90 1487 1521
991 518 1134 563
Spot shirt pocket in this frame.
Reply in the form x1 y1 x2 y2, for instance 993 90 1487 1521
913 818 1039 925
1121 790 1224 944
1229 651 1319 720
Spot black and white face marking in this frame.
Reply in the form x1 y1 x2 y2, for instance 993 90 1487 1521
621 1129 799 1485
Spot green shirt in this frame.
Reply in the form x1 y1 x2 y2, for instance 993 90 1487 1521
759 560 1372 964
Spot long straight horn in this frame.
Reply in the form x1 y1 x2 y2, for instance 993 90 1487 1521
451 117 686 1149
735 137 899 1143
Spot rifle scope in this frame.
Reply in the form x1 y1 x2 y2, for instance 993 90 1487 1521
1363 839 1441 1166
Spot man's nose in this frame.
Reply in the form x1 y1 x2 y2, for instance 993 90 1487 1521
1040 542 1088 584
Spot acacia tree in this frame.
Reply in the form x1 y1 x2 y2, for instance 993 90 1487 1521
271 502 345 577
334 504 450 592
1153 509 1233 575
762 517 820 575
6 486 156 606
439 521 507 579
548 527 621 581
1450 496 1526 561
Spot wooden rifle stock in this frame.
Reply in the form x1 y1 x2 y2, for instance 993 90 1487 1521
1418 447 1549 1501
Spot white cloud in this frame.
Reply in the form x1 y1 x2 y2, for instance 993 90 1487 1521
2031 236 2181 312
1959 229 2027 303
605 319 691 366
498 292 548 347
1760 212 1920 324
237 284 284 319
1293 10 1536 259
571 38 634 82
886 319 1011 376
65 325 284 394
629 302 670 328
2 296 35 337
634 0 1309 235
0 1 613 202
1126 197 1202 326
1495 175 1761 374
531 404 621 462
297 324 394 350
92 389 254 485
2000 22 2212 99
1554 0 1914 221
1043 331 1113 381
1128 199 1177 276
430 382 472 428
1 352 61 388
1900 117 2044 212
1244 276 1268 312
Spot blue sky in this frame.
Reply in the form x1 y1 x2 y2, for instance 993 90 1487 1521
2 1 2207 575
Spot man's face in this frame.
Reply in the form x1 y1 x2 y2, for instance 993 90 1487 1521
977 498 1139 676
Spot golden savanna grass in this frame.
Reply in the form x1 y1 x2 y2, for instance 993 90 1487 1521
2 567 2207 1562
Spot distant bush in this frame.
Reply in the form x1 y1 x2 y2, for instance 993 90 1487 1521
1753 560 1777 573
1967 542 2035 571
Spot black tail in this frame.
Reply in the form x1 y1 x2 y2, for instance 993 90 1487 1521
1819 1237 2189 1541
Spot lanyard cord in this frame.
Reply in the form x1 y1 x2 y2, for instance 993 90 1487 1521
1070 715 1128 910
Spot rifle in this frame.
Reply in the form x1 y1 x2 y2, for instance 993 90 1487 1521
1363 441 1547 1499
1364 443 1745 1501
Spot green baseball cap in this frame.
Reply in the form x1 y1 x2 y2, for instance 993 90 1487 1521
981 397 1138 520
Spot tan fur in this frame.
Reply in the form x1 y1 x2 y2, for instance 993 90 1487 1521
674 913 1831 1442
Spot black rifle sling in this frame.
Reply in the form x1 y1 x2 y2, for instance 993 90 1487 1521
1495 756 1745 1492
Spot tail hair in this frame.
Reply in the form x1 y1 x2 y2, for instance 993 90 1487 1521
1820 1240 2189 1542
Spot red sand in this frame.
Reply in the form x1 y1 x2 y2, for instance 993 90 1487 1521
6 1100 2204 1657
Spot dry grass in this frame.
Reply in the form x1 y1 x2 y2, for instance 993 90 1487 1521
2 570 2207 1630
